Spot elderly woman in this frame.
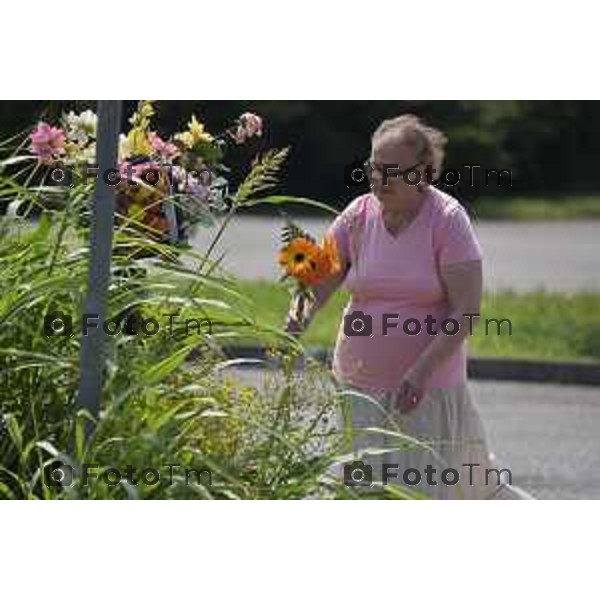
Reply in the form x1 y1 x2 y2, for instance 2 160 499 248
287 114 533 500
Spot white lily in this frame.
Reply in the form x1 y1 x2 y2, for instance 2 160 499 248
64 109 98 145
118 133 133 162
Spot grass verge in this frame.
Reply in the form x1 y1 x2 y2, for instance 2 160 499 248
473 195 600 220
232 280 600 363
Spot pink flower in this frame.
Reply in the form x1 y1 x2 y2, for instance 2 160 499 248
241 112 263 137
118 160 160 182
232 112 263 144
29 122 65 163
117 160 169 199
148 131 180 160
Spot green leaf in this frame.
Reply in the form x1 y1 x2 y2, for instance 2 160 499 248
245 195 340 216
280 217 315 245
0 155 36 167
139 344 193 386
4 414 23 452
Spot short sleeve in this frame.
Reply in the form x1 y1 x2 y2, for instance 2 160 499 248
327 214 350 267
325 195 368 267
434 206 483 266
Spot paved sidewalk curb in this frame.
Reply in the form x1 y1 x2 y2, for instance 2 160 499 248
466 357 600 386
217 346 600 387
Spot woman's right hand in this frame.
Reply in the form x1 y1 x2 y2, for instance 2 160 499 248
284 312 305 336
285 293 315 336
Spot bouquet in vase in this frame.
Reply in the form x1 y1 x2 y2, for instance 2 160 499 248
25 101 264 244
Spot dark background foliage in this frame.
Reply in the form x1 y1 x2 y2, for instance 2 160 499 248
2 100 599 212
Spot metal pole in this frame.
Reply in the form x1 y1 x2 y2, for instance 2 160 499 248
77 100 122 440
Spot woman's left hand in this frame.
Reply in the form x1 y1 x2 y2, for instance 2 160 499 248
395 371 425 414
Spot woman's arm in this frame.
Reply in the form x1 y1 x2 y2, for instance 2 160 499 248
285 262 349 333
396 259 482 411
284 195 366 334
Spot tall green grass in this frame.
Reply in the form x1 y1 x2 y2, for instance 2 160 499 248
0 163 421 499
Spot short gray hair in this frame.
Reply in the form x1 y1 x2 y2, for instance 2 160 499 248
372 114 447 175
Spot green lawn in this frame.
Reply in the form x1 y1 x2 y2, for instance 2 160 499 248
474 195 600 220
232 280 600 363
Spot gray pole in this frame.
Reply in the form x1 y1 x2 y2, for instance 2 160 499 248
77 100 122 440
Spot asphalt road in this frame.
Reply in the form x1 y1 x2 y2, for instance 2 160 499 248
469 380 600 500
227 366 600 500
191 216 600 292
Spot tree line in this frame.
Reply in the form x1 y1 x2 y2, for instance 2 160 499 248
2 100 598 212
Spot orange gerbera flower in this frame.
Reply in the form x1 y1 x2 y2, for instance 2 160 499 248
320 233 341 275
279 234 341 287
279 237 321 285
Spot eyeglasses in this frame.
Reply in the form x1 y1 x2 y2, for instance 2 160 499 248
363 159 422 177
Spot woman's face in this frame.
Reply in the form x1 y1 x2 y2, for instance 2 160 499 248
369 134 423 204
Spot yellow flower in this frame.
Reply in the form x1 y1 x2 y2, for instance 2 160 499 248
175 115 213 149
188 115 213 144
126 128 153 157
139 101 155 119
129 100 155 126
121 101 155 157
175 130 195 149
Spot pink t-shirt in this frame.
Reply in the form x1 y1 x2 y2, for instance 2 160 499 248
328 187 483 392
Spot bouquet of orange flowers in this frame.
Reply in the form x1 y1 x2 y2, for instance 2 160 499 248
278 216 341 329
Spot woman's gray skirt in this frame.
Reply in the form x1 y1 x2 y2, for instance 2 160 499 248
338 382 534 500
